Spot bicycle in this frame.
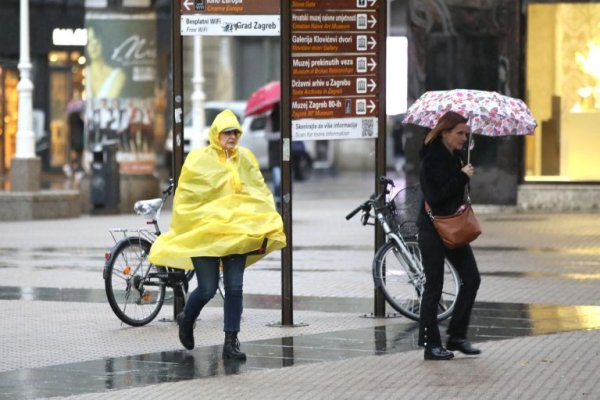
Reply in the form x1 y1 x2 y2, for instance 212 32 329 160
346 176 459 322
103 179 224 326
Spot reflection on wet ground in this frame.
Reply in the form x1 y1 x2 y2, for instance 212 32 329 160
2 244 600 263
481 271 600 280
1 293 600 399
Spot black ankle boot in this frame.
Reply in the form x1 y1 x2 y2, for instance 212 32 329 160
176 312 195 350
222 331 247 360
424 346 454 360
446 337 481 355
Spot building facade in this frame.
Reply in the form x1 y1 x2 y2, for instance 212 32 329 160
3 0 598 210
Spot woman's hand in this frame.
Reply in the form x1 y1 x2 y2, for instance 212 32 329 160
462 163 474 177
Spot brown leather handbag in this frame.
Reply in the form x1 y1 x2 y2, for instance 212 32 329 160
424 201 481 249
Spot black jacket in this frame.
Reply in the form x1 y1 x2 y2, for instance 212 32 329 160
417 137 470 230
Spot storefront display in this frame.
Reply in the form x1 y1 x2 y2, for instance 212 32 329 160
0 67 18 174
526 3 600 181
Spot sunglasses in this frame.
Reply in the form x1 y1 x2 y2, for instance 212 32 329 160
221 130 241 137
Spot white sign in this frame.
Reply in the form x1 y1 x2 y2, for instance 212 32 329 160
123 0 151 6
85 0 108 7
292 117 378 141
181 15 280 36
52 28 87 46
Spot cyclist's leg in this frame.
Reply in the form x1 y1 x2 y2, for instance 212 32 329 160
183 256 220 320
418 229 446 347
222 254 247 333
445 245 480 340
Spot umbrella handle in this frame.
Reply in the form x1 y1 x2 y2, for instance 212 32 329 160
467 112 473 165
467 134 472 165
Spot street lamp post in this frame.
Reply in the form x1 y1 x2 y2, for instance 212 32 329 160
10 0 40 192
191 36 206 142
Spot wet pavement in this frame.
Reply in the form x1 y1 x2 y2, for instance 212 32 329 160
2 298 600 399
1 172 600 399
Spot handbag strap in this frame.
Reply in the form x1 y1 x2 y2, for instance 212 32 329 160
464 184 472 205
424 201 435 221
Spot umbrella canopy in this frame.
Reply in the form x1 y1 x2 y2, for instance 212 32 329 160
402 89 537 137
244 81 280 117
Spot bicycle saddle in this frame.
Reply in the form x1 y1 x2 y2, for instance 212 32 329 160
134 198 163 218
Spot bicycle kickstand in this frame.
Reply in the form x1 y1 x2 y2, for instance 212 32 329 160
172 283 188 320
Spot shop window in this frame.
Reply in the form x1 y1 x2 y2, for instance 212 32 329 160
48 51 85 170
526 3 600 181
0 67 18 175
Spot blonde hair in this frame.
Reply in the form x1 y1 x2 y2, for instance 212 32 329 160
424 111 468 145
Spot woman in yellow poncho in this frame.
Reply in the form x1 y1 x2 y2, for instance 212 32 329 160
149 109 286 359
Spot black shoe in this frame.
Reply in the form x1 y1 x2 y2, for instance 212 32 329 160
446 338 481 355
176 312 195 350
223 332 247 360
424 346 454 360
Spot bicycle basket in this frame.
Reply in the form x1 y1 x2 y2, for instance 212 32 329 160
390 184 422 240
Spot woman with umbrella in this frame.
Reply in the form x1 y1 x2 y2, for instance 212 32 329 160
417 111 481 360
404 89 536 359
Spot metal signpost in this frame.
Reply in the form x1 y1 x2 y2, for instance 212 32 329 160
284 0 387 317
172 0 290 320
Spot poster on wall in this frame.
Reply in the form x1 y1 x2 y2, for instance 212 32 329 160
84 12 159 174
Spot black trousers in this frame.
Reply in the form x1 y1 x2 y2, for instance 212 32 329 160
417 229 481 347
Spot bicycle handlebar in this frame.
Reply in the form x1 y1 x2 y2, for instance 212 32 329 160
347 176 394 222
345 203 366 220
162 178 175 196
379 175 394 187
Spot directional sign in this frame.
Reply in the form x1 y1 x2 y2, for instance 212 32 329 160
291 0 379 10
292 77 377 97
181 0 279 15
292 56 377 76
291 33 377 53
291 11 378 31
292 98 378 119
290 0 381 140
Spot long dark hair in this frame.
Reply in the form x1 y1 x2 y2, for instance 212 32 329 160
424 111 468 145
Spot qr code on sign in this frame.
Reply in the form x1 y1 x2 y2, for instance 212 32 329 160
361 119 374 137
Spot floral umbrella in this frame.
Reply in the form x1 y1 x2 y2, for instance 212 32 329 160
402 89 537 162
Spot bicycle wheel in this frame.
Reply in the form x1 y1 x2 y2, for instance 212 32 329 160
372 241 459 322
104 237 166 326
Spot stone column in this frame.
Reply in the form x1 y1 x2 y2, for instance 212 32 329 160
10 0 40 192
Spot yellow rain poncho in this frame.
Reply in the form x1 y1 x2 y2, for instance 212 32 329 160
148 109 286 270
